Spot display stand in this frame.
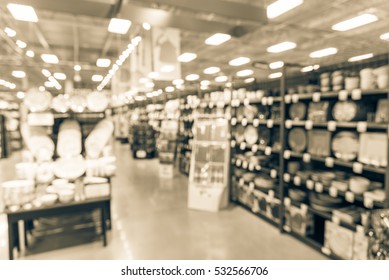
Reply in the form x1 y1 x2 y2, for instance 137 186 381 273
188 117 230 212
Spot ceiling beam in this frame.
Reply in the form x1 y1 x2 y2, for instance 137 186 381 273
129 0 267 23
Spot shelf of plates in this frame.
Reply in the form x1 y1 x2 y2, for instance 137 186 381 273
229 58 389 260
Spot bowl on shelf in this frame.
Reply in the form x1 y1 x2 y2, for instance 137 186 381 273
58 189 75 203
331 131 359 161
349 176 370 194
40 194 58 206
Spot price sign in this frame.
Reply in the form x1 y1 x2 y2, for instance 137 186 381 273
353 162 363 174
251 144 258 153
248 163 254 171
284 150 291 159
315 182 324 193
267 119 274 128
253 119 260 127
329 187 338 198
270 169 277 178
313 92 321 102
292 94 299 103
242 161 248 169
261 97 268 106
325 157 334 168
303 153 311 163
244 98 250 106
284 197 291 207
293 176 301 186
338 90 348 101
265 146 272 156
363 197 374 209
231 117 237 126
240 142 247 150
357 122 367 133
345 191 355 203
351 89 362 100
285 95 292 104
267 97 274 105
306 180 314 190
305 120 313 130
328 121 337 131
285 120 293 129
236 159 242 167
241 118 248 126
283 173 291 183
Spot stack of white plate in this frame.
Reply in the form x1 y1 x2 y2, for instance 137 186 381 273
85 119 114 159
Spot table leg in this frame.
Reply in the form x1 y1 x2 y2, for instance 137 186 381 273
8 221 14 260
105 200 111 230
101 206 107 247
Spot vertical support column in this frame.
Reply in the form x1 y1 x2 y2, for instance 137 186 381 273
278 65 287 233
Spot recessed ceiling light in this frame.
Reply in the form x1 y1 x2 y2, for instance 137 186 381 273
4 27 16 37
142 22 151 30
177 52 197 63
41 69 51 77
267 41 296 53
148 72 159 79
269 72 283 79
269 61 284 69
348 53 374 62
17 91 25 99
229 57 250 66
92 75 103 82
54 73 66 80
203 66 220 75
96 58 111 67
16 40 27 49
236 69 253 77
74 65 81 71
332 13 378 32
7 3 38 22
215 76 228 82
205 33 231 46
267 0 303 19
379 32 389 41
165 86 175 92
26 50 35 58
12 70 26 78
160 64 175 73
309 47 338 58
301 65 320 72
200 80 210 86
41 54 59 64
244 77 255 83
145 82 155 88
39 86 46 92
108 18 132 34
172 79 184 85
200 85 208 90
139 77 150 84
185 74 199 81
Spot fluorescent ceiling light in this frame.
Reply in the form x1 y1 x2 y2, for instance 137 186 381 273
44 81 54 88
92 75 103 82
74 65 81 71
380 32 389 41
267 41 296 53
54 73 66 80
309 47 338 58
160 64 175 73
165 86 175 93
108 18 132 34
4 27 16 37
229 57 250 66
200 80 210 86
267 0 303 19
177 52 197 63
172 79 184 86
269 61 284 69
26 50 35 58
215 76 228 82
142 22 151 30
7 3 38 22
236 69 253 77
203 66 220 75
348 53 374 62
112 64 119 71
185 74 199 81
269 72 283 79
12 70 26 78
41 69 51 77
332 13 378 32
244 77 255 83
148 72 159 79
205 33 231 46
96 58 111 67
16 40 27 49
301 65 320 72
41 54 59 64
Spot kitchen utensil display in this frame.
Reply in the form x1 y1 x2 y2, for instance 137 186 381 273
87 91 109 112
308 130 331 157
308 102 329 122
244 125 258 145
57 120 82 158
331 131 359 161
24 88 52 112
358 133 387 167
289 102 307 120
332 101 366 122
288 128 307 153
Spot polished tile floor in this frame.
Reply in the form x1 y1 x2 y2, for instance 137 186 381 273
0 143 326 260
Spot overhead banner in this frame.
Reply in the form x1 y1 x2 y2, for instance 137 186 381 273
152 27 181 81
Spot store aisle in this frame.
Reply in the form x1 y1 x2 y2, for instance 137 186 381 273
1 143 327 260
